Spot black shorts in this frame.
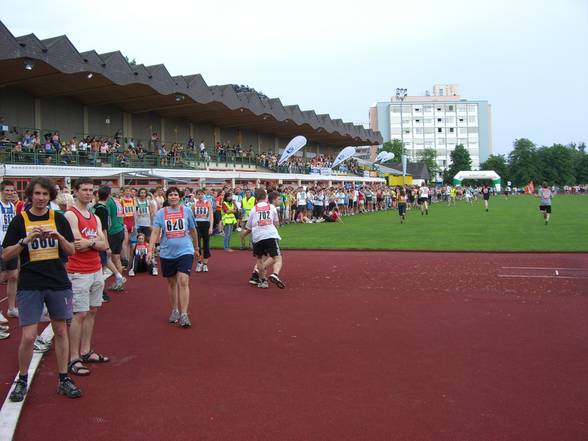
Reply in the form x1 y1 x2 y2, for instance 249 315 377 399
483 195 490 200
418 197 428 205
295 205 305 214
252 238 281 258
398 203 407 216
160 254 194 278
539 205 552 213
108 230 125 255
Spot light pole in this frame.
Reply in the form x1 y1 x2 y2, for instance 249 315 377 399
395 88 407 184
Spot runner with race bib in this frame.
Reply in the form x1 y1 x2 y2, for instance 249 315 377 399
242 188 285 290
148 187 199 328
193 189 213 273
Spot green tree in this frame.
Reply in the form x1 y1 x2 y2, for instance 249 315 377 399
445 144 472 183
508 138 538 186
418 147 440 180
381 139 403 162
480 154 509 182
536 144 576 185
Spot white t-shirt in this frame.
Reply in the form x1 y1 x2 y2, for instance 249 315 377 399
246 202 281 243
0 200 16 243
296 191 307 206
419 186 430 198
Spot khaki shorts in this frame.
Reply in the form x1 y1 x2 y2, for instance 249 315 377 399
69 270 105 313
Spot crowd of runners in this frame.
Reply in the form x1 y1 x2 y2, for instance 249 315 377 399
0 175 555 403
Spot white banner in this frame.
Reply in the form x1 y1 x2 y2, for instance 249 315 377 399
332 146 356 168
380 152 395 163
375 151 394 163
278 135 307 165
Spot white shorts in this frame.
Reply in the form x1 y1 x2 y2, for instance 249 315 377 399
69 270 105 313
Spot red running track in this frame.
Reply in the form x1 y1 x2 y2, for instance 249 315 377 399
1 251 588 441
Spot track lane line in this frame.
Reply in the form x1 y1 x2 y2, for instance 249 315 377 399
498 274 588 280
501 267 587 271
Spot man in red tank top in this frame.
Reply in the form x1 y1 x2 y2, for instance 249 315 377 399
64 178 110 376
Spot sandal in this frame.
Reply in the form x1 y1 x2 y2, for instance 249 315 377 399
81 350 110 363
68 359 91 376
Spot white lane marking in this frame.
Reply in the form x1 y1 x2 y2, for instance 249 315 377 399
0 297 6 304
0 324 54 441
498 274 588 280
555 270 559 276
501 267 588 271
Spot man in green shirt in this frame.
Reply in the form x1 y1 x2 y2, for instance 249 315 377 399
105 189 126 290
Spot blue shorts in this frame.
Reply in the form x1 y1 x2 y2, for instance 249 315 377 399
17 289 73 326
160 254 194 278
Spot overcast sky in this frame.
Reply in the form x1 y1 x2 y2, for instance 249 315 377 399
3 0 587 154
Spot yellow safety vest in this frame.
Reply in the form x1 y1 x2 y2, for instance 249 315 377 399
222 201 237 225
22 210 60 262
242 196 256 216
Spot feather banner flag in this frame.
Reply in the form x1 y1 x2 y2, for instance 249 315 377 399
277 136 307 166
332 146 357 168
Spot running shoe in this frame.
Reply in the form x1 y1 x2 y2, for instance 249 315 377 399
7 307 19 318
33 336 52 353
0 324 9 331
202 264 208 273
168 309 180 323
109 277 127 291
128 269 135 277
236 227 242 232
152 267 158 276
0 311 7 325
269 273 286 289
258 279 269 289
102 292 111 303
249 271 260 285
0 330 10 340
57 377 82 398
9 379 27 402
179 313 192 328
196 262 202 273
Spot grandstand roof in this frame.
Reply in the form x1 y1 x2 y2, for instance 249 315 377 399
0 21 382 147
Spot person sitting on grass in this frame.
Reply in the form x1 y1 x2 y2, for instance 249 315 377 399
322 207 343 223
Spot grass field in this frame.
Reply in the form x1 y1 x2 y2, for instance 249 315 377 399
210 195 588 252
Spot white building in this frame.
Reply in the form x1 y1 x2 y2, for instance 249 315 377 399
369 84 492 172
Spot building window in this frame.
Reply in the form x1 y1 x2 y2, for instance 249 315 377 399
437 128 442 133
459 118 464 122
415 119 420 123
449 128 454 133
414 107 421 112
448 105 454 111
436 107 442 111
437 118 442 122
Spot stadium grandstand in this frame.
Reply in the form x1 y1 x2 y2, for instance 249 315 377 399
0 21 384 192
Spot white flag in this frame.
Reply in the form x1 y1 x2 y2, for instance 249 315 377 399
332 146 356 168
278 136 307 165
375 151 386 162
380 152 395 163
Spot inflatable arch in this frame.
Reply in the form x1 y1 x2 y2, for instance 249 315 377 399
452 170 501 191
